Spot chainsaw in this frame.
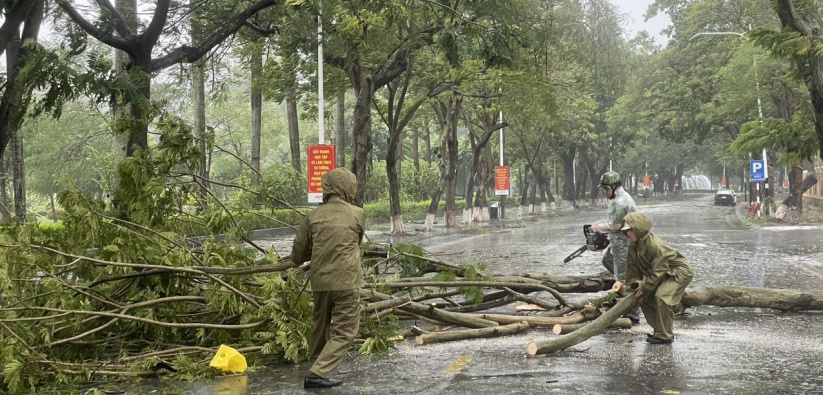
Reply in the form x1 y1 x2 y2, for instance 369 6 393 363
563 224 610 263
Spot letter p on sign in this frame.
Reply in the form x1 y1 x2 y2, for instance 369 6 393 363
749 160 765 182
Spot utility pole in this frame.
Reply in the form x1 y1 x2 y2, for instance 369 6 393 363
317 11 324 145
499 110 505 219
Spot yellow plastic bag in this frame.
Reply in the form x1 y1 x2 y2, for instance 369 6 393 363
209 345 247 373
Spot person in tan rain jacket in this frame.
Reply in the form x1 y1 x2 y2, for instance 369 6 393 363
622 212 693 344
290 167 367 389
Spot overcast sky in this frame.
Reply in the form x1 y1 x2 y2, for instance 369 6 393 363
613 0 671 46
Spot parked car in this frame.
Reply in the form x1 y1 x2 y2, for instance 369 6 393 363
714 189 736 206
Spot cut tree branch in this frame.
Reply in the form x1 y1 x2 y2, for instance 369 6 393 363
415 321 529 345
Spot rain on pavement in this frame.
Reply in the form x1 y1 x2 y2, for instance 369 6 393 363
112 194 823 395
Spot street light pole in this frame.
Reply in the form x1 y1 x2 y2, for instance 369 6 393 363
499 110 505 219
690 29 768 216
317 9 324 144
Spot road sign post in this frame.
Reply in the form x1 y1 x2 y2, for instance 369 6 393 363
750 160 765 217
750 160 765 182
307 145 336 203
494 166 510 196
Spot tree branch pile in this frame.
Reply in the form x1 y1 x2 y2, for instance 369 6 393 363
3 223 823 392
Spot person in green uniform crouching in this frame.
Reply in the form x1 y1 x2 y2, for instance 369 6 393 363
290 167 367 389
622 212 693 344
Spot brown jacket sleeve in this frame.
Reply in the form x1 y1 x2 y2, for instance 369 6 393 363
290 214 312 265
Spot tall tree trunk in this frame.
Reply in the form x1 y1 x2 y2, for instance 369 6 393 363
339 39 418 206
575 168 588 202
434 97 462 228
464 127 478 222
348 62 375 207
412 125 420 173
776 166 815 223
11 125 25 222
772 0 823 162
581 149 604 205
0 152 7 210
49 193 57 223
518 167 530 207
191 59 208 193
286 86 301 173
190 0 208 198
423 131 448 231
250 43 263 186
383 68 442 234
474 143 491 221
425 119 432 165
112 0 137 173
464 114 506 222
336 89 346 168
791 165 803 216
561 148 576 204
3 1 43 222
446 101 460 227
536 168 550 212
673 166 683 193
126 53 152 156
0 0 38 158
528 172 538 213
386 127 404 233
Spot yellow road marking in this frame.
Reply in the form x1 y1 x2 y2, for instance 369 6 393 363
444 355 473 374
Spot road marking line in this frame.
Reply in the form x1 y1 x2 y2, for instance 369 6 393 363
444 355 473 374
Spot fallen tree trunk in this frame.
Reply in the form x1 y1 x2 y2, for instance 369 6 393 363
552 317 632 335
444 295 520 313
527 284 637 355
683 285 823 312
415 321 530 345
515 272 615 293
362 290 499 328
477 304 599 327
365 296 411 313
368 280 568 306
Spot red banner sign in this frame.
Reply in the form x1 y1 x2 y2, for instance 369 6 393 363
643 176 651 189
494 166 510 195
307 145 336 203
721 177 727 188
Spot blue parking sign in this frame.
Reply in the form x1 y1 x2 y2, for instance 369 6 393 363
750 160 765 182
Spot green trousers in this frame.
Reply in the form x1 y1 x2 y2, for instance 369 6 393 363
640 276 690 340
308 289 361 378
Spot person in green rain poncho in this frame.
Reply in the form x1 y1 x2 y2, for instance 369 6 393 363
290 168 367 389
622 212 694 344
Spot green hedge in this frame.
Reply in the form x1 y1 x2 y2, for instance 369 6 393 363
24 197 509 238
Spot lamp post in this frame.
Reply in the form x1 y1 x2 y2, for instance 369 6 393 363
317 10 324 144
690 29 768 216
499 110 505 219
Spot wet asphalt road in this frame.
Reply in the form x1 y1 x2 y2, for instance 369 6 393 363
118 195 823 395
